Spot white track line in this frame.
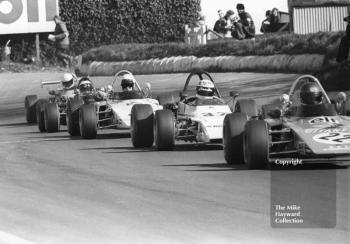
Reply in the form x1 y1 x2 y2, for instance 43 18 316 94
0 231 37 244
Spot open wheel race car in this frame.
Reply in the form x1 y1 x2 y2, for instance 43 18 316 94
70 70 163 139
131 70 258 150
24 79 76 133
223 74 350 169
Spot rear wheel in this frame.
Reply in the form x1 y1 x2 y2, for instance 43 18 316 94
44 103 60 133
131 104 154 147
67 97 83 136
24 95 37 123
154 109 175 150
223 113 247 165
244 120 269 169
36 99 48 132
79 104 97 139
235 99 258 117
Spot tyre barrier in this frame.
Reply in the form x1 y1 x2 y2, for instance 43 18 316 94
79 54 325 76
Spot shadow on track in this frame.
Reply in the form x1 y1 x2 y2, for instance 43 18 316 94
163 163 246 172
269 163 349 171
80 146 152 154
0 122 30 127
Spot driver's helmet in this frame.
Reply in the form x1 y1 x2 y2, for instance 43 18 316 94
121 74 135 91
78 77 94 93
61 73 76 90
196 79 215 99
300 82 323 105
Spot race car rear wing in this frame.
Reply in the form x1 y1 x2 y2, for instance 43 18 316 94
40 80 61 88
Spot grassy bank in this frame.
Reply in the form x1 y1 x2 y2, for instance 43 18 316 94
82 32 343 64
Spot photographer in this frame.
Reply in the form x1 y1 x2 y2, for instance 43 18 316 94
336 15 350 63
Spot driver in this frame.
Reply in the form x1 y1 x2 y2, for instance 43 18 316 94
121 73 135 92
78 77 94 93
61 73 77 90
187 79 223 105
300 83 323 106
196 79 215 99
117 73 143 100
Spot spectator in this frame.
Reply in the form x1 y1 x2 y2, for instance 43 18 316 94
270 8 281 32
336 15 350 63
232 3 255 40
260 10 272 33
224 10 238 37
48 15 72 68
213 10 227 35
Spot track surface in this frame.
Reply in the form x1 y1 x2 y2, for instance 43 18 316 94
0 72 349 244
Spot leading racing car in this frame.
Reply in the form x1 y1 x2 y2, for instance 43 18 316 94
131 70 258 150
223 74 350 169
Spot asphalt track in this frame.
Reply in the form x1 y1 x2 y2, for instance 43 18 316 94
0 72 349 244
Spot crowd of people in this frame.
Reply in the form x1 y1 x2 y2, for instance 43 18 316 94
213 4 288 40
213 3 255 40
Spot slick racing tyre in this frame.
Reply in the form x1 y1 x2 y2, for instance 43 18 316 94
24 95 38 123
244 120 269 169
36 99 48 132
235 99 258 117
154 109 175 151
79 104 97 139
44 103 60 133
67 97 84 136
131 104 154 147
223 113 247 165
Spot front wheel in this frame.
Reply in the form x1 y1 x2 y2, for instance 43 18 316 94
244 120 269 169
130 104 154 147
223 113 247 165
154 109 175 151
36 99 48 132
24 95 38 123
67 97 83 136
44 103 60 133
79 104 97 139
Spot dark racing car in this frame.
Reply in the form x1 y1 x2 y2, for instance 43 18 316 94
223 75 350 169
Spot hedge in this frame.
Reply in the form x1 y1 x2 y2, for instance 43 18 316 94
0 0 200 64
82 32 343 64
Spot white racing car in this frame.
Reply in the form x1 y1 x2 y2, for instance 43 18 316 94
131 70 258 150
75 70 162 139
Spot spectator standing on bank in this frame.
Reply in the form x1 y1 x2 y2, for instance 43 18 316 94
48 15 72 68
260 10 272 33
213 10 227 35
337 15 350 63
232 3 255 40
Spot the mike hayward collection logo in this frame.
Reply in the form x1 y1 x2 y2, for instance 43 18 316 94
274 158 302 166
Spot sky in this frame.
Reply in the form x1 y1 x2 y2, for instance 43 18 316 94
200 0 289 33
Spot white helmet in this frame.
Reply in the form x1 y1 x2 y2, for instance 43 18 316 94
121 73 135 90
62 73 75 89
196 79 215 99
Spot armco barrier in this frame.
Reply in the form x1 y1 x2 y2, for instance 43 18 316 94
79 54 325 76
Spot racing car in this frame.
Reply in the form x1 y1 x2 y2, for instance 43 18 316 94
74 70 162 139
24 76 77 133
223 74 350 169
131 70 258 150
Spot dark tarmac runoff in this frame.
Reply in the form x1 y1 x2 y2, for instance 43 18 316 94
0 72 349 243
